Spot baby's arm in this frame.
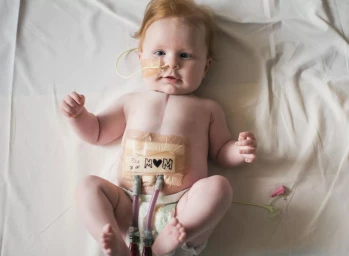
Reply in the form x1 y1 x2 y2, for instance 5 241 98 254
208 101 257 167
61 91 126 145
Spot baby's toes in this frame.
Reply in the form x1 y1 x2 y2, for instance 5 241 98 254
103 223 113 232
100 237 108 247
101 233 111 242
175 222 186 241
170 217 179 226
178 231 186 242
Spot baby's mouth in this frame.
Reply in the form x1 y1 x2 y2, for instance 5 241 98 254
162 76 179 83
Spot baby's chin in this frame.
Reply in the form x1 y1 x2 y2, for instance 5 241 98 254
147 84 193 95
145 81 198 95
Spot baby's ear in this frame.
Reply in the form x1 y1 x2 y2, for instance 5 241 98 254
204 57 212 76
138 49 142 60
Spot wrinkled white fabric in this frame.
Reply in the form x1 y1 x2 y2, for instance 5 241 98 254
1 0 349 256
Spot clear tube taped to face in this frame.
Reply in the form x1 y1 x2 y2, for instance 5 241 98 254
115 48 168 79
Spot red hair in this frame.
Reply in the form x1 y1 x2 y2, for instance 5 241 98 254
133 0 215 59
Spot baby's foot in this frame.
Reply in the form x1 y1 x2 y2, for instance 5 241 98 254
152 217 186 256
100 224 128 256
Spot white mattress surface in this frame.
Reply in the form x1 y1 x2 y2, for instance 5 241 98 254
1 0 349 255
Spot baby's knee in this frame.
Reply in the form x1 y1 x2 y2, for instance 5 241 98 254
209 175 233 200
75 175 104 197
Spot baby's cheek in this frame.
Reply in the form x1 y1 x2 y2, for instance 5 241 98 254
141 59 161 78
142 77 157 90
142 67 160 78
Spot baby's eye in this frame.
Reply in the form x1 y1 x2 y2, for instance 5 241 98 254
154 50 165 56
180 52 192 59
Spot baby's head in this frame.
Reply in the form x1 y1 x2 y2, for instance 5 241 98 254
134 0 215 94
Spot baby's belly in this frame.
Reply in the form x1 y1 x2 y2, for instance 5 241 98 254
118 129 208 195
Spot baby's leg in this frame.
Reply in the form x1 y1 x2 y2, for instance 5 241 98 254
75 175 132 256
176 175 233 248
152 175 232 255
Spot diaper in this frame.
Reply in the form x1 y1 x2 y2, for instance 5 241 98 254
181 241 207 255
123 187 208 255
121 130 190 187
123 188 189 254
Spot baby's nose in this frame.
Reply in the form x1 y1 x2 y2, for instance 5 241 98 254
171 63 179 70
166 56 179 70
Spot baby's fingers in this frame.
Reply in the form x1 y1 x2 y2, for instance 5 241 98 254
239 144 257 163
238 147 256 155
244 155 256 163
70 91 85 105
61 101 76 117
235 139 257 147
238 132 256 141
64 95 79 108
240 151 257 163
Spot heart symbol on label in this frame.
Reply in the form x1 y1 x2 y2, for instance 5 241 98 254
153 159 162 168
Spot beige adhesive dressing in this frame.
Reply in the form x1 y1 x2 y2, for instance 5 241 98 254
121 130 190 187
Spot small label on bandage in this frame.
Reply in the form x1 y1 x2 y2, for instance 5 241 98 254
125 153 176 174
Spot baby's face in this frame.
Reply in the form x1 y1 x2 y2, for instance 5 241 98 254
139 17 211 95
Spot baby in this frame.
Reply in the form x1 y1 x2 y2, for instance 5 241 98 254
61 0 257 255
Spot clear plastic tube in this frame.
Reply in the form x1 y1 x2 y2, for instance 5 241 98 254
142 175 164 255
132 175 141 226
129 175 142 256
146 190 160 231
146 175 164 231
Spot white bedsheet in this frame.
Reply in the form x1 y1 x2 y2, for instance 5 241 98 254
1 0 349 255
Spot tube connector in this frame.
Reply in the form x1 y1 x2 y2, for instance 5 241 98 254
154 175 164 191
142 230 154 247
129 226 140 244
133 175 141 196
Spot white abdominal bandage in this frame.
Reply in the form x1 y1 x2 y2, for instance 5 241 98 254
121 130 189 187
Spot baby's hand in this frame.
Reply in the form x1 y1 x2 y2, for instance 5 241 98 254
235 132 257 163
61 91 85 118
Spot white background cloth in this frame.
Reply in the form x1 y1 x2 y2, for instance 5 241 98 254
1 0 349 255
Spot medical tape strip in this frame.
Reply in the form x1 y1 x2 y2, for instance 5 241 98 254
141 59 163 78
115 48 168 79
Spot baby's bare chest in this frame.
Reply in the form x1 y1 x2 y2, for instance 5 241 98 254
125 95 210 134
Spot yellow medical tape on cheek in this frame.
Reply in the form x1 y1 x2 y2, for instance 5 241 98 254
141 59 162 78
115 48 168 79
121 130 190 187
